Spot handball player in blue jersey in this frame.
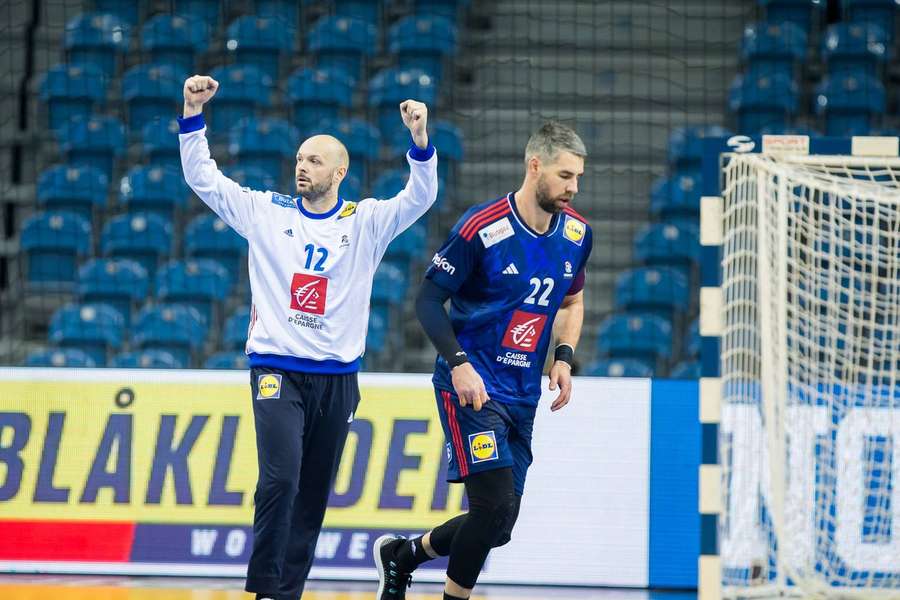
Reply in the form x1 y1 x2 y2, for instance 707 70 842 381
373 122 592 600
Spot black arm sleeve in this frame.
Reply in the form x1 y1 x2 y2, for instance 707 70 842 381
415 278 468 368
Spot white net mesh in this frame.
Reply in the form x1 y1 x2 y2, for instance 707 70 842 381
720 153 900 598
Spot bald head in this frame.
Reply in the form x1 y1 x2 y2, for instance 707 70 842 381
295 134 349 200
298 134 349 170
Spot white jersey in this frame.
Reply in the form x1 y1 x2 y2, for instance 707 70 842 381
179 117 438 373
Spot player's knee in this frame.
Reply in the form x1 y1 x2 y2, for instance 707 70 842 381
490 493 520 547
256 473 297 499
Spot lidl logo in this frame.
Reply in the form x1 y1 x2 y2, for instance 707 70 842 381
468 431 499 464
257 374 282 399
563 216 585 245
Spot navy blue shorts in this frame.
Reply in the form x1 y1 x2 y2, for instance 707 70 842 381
434 387 535 495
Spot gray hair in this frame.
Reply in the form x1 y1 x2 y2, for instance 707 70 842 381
524 121 587 166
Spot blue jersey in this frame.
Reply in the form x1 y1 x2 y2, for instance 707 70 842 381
426 193 593 406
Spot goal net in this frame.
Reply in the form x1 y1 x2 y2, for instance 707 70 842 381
720 151 900 598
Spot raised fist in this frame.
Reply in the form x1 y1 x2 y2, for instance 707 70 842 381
400 99 429 150
183 75 219 108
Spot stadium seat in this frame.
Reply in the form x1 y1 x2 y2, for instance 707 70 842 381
56 115 126 179
36 164 108 221
63 12 130 77
100 212 173 279
110 349 184 369
308 16 377 83
815 72 885 136
184 214 247 274
686 317 701 358
615 267 691 316
388 16 458 83
222 307 250 351
583 358 655 378
821 23 889 77
340 173 362 201
207 65 275 134
228 117 299 181
729 71 798 134
757 124 822 136
48 302 125 366
256 0 300 26
369 68 438 139
670 361 701 379
597 312 674 364
155 259 232 326
20 211 91 287
122 63 186 132
141 14 209 74
172 0 221 27
119 164 189 219
25 348 97 368
141 118 182 168
39 63 107 131
414 0 469 20
225 16 296 81
223 165 278 192
93 0 143 26
311 118 380 181
204 351 249 369
667 125 732 169
285 67 355 135
132 304 207 367
372 169 408 199
366 305 389 353
741 21 807 78
634 222 700 269
844 0 898 41
387 120 464 181
77 258 149 327
372 262 408 305
335 0 381 25
385 219 427 262
649 171 702 218
758 0 824 34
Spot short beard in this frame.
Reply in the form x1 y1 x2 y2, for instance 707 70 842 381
298 176 334 202
536 176 562 214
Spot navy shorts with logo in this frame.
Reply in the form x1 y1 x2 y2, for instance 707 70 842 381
434 387 535 495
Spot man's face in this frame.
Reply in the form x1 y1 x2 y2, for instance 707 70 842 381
534 151 584 214
295 138 339 199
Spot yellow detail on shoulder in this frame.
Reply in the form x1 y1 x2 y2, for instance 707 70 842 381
338 202 358 219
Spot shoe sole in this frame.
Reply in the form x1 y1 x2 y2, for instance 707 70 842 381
373 534 395 598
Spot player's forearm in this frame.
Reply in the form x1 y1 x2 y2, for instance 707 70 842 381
553 294 584 351
182 101 203 118
415 278 468 368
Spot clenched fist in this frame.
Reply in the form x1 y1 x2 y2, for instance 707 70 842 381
400 100 428 150
183 75 219 117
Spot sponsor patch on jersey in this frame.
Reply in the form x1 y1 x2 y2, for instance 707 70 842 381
563 215 585 245
478 217 514 248
501 310 548 352
431 253 456 275
469 431 499 464
256 373 282 399
271 192 295 208
337 201 357 219
290 273 328 315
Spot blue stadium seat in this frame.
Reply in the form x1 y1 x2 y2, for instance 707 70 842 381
742 21 807 78
48 302 124 366
372 262 408 305
649 171 702 218
388 120 464 181
25 347 97 368
225 16 296 81
207 65 275 134
686 317 701 358
670 361 701 379
759 0 824 34
204 351 249 369
844 0 898 41
110 349 184 369
20 211 91 288
372 169 408 199
119 164 189 219
757 124 822 136
122 63 186 132
310 118 380 181
667 125 732 169
223 165 278 192
597 312 673 364
223 307 250 351
335 0 381 25
634 222 700 269
39 63 108 131
414 0 469 20
256 0 300 26
615 267 691 316
156 259 232 326
369 68 438 139
93 0 143 26
132 304 207 367
100 212 173 279
285 67 355 135
822 23 889 77
64 12 130 77
141 118 182 168
366 305 389 353
77 258 149 327
340 173 362 201
36 164 108 221
228 117 299 180
57 115 126 179
385 219 427 262
308 16 377 83
729 71 798 134
141 14 208 74
184 214 247 274
815 72 885 136
172 0 221 27
388 16 458 83
583 358 655 378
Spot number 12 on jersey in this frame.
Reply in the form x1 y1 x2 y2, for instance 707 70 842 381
304 244 328 272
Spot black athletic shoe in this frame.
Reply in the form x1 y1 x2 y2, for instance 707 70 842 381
374 534 413 599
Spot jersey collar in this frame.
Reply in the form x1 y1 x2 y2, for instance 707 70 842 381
507 193 561 238
296 197 344 220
